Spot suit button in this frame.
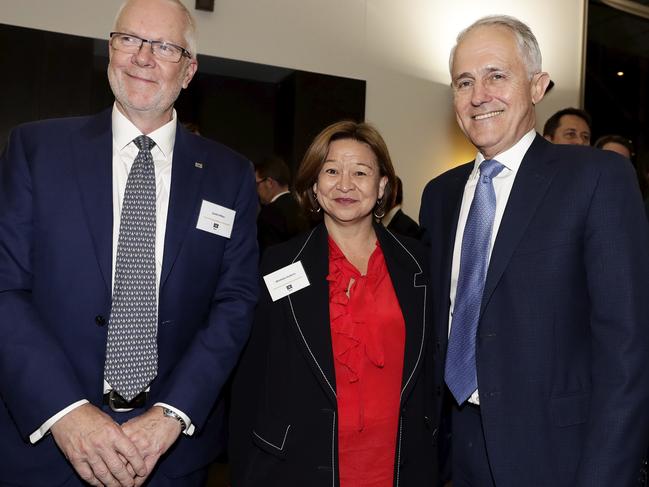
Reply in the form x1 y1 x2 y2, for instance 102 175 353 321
95 315 106 326
436 385 442 396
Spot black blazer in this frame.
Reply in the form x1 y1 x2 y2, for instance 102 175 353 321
229 223 438 487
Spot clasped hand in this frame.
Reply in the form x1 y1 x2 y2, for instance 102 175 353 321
51 404 182 487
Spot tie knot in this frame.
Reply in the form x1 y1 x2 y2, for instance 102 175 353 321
479 159 504 180
133 135 156 152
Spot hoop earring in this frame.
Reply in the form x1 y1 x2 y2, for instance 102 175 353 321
373 198 385 219
312 191 321 213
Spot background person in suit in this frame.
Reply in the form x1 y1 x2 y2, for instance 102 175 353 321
255 155 309 254
383 176 423 239
542 107 592 146
419 15 649 487
230 121 437 487
0 0 258 485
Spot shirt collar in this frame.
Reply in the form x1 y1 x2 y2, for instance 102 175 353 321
111 103 177 158
473 129 536 174
270 190 290 203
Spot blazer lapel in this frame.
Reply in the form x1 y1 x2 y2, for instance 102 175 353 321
287 224 337 403
377 225 427 402
160 126 205 288
481 135 559 314
71 110 113 293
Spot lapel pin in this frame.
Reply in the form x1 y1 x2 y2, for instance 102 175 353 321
195 161 203 169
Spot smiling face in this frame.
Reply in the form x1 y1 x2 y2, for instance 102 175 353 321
108 0 197 132
313 139 387 229
451 25 549 159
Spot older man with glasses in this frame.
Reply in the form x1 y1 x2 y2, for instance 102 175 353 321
0 0 258 486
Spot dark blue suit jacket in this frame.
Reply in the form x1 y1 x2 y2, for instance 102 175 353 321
420 135 649 487
0 109 259 485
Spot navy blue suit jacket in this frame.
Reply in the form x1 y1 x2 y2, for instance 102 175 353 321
0 109 259 485
420 135 649 487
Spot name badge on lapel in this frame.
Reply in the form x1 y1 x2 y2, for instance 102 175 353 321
196 200 235 239
263 261 310 302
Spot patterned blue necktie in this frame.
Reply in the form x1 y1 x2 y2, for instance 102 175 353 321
445 158 504 405
104 135 158 401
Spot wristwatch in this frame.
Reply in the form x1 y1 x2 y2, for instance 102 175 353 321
162 407 187 432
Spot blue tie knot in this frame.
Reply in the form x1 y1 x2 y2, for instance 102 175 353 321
133 135 156 152
480 159 504 181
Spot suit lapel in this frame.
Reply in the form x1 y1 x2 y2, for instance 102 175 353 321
160 126 205 288
72 110 113 293
481 135 559 314
376 225 427 402
287 225 337 402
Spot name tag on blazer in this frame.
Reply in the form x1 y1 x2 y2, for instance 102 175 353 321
196 200 235 239
263 261 310 301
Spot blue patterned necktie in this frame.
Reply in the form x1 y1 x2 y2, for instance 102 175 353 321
104 135 158 401
445 158 504 405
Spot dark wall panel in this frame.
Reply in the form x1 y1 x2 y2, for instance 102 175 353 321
0 22 366 172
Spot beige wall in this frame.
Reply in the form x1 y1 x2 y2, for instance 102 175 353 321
0 0 586 216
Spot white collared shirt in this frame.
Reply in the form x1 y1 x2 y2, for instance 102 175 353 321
111 105 175 295
448 129 536 405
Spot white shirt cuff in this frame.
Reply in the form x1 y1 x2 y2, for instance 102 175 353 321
154 402 195 435
29 399 89 444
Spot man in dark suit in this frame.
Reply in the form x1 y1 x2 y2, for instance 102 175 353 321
255 155 308 254
0 0 258 486
419 15 649 487
383 177 423 239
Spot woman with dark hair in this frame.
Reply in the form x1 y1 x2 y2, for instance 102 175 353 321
229 121 438 487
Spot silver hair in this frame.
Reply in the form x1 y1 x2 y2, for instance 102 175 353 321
113 0 198 58
449 15 542 78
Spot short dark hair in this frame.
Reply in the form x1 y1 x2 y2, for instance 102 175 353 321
295 121 397 221
594 134 634 157
543 107 592 137
254 156 291 187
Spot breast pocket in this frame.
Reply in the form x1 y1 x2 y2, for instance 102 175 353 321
251 422 292 460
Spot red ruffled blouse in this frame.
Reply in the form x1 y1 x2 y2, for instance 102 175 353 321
327 237 405 487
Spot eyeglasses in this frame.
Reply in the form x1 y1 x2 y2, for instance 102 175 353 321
110 32 191 63
256 177 268 186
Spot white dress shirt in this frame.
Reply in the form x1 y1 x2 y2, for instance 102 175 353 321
448 129 536 405
30 105 194 443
